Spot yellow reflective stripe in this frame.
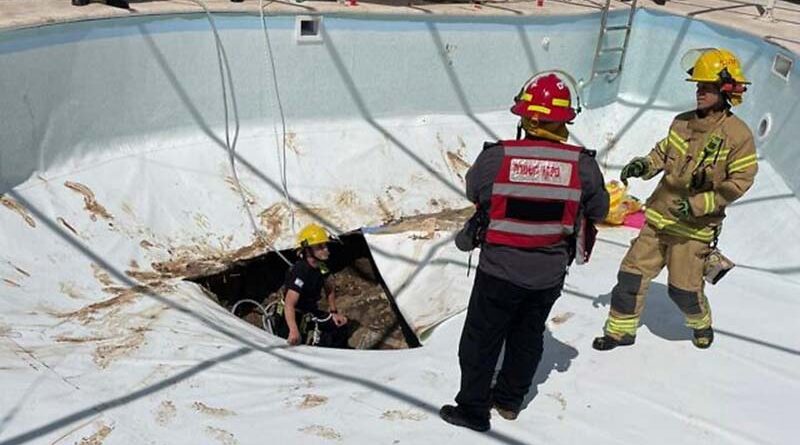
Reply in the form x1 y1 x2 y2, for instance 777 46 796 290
663 226 714 243
645 208 681 229
608 319 638 327
656 138 668 155
662 225 714 243
552 98 570 108
645 208 667 228
527 105 551 115
668 130 688 155
520 93 533 101
668 137 685 155
728 154 758 173
605 317 638 336
728 154 757 169
686 311 711 330
703 149 730 164
729 159 757 173
703 191 715 215
669 130 688 146
645 208 715 242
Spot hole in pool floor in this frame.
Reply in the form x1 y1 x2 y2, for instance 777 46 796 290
188 231 420 350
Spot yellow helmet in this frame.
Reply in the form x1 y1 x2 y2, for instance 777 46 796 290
681 48 749 105
297 223 330 248
682 48 748 83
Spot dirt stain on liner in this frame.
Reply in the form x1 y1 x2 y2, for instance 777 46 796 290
3 278 21 288
77 423 113 445
64 181 113 221
0 195 36 227
193 401 236 417
57 216 80 236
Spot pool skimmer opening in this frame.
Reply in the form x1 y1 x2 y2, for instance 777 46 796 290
296 16 323 43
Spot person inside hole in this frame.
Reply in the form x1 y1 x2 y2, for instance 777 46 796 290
275 223 350 348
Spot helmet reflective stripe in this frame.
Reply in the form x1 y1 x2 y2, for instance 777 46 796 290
527 105 551 114
492 184 582 201
552 98 570 107
489 220 574 236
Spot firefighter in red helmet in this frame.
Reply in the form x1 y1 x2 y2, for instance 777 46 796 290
441 72 609 432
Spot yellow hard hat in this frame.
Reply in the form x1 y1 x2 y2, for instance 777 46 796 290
297 223 330 248
681 48 748 84
681 48 749 105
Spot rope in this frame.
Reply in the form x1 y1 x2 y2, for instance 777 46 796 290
189 0 292 266
230 298 270 331
260 0 296 233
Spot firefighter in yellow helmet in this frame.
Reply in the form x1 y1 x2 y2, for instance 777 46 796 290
278 223 349 347
593 48 758 351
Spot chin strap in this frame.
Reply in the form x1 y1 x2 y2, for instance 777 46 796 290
521 117 570 142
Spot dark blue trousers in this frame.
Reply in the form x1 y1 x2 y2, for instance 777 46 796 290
455 268 561 418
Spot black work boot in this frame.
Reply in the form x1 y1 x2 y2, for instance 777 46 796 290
439 405 490 432
492 402 519 421
692 327 714 349
592 334 635 351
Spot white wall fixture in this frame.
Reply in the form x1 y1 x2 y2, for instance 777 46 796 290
771 53 793 81
757 113 772 141
296 15 323 43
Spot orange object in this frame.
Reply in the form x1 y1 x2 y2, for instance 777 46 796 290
604 180 642 225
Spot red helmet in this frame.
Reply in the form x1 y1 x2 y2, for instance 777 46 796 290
511 72 578 123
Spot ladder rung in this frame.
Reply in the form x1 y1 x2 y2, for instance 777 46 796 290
594 68 620 76
604 25 630 31
599 47 625 54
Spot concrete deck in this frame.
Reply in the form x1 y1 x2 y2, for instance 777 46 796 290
0 0 798 54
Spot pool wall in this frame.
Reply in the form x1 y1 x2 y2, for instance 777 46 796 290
0 9 798 273
0 12 620 193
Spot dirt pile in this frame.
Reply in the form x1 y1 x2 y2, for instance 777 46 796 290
327 260 408 350
251 257 408 350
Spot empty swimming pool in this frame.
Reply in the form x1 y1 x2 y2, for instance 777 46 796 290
1 7 798 444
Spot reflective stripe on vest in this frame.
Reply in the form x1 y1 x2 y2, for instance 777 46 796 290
492 183 582 201
503 147 581 161
485 140 583 249
488 220 573 236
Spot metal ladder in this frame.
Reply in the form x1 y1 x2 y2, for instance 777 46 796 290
590 0 638 81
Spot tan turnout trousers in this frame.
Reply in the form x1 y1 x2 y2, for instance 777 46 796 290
603 109 758 339
604 224 712 339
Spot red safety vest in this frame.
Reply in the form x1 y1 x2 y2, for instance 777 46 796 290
485 139 583 249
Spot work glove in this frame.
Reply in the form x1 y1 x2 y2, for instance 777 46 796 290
668 198 692 220
620 157 649 186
